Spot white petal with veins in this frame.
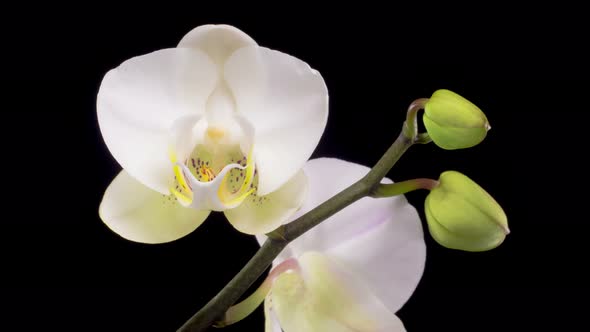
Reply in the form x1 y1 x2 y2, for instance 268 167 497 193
264 297 282 332
99 171 210 244
97 48 218 194
270 252 406 332
224 46 329 196
258 158 425 329
225 170 308 235
169 115 203 163
178 24 257 67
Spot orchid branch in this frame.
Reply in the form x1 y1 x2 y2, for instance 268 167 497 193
177 102 424 332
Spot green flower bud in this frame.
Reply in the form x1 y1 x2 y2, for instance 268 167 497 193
425 171 508 252
423 89 490 150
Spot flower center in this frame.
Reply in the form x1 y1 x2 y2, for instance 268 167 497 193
199 164 216 182
167 82 257 210
169 141 258 210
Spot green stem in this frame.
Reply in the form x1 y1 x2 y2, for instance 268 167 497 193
214 258 300 327
415 133 432 144
403 98 429 140
177 239 287 331
371 178 439 198
284 131 413 241
178 115 420 332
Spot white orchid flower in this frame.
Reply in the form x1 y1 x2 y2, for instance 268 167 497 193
97 25 328 243
222 158 426 331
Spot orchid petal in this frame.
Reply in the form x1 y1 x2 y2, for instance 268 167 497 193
270 252 406 332
224 46 328 195
264 296 282 332
169 115 203 164
99 171 209 244
267 158 425 313
97 48 217 194
202 84 241 145
326 204 425 314
225 170 307 235
178 24 256 67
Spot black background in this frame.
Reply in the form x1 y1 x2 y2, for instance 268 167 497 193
4 5 588 331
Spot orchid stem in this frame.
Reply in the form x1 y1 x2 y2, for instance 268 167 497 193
214 258 299 327
371 178 439 198
415 133 432 144
403 98 428 140
177 101 425 332
284 130 413 241
177 239 287 331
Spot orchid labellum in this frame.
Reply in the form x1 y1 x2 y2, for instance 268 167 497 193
221 158 426 331
97 25 328 243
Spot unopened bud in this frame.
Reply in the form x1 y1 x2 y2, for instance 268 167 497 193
423 89 490 150
425 171 508 252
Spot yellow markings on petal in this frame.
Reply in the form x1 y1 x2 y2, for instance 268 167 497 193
206 126 226 142
221 186 255 208
170 187 192 206
168 147 178 163
170 142 256 210
217 146 256 208
173 164 191 192
240 147 256 194
218 174 255 207
169 157 193 206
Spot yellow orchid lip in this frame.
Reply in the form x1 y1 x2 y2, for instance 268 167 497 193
170 187 192 205
173 164 192 192
168 145 256 210
170 164 193 205
218 147 255 207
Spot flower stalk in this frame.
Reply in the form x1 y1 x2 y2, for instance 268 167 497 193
214 258 300 327
370 178 440 198
177 102 424 331
403 97 429 141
